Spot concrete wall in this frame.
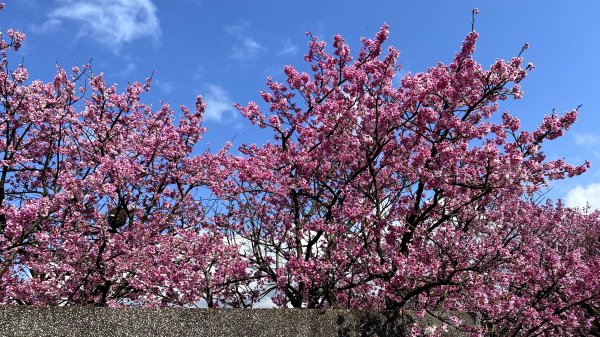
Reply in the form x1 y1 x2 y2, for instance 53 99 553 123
0 307 480 337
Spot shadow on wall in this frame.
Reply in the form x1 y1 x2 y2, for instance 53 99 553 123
336 310 480 337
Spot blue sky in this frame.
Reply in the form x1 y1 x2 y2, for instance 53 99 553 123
2 0 600 207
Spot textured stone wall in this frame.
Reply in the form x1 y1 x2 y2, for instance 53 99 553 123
0 307 480 337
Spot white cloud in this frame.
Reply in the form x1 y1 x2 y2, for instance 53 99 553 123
176 0 202 6
224 23 266 60
202 85 236 123
193 65 206 82
115 62 137 76
564 183 600 209
30 18 62 33
253 292 276 308
277 38 298 56
573 133 600 146
154 79 173 94
46 0 161 50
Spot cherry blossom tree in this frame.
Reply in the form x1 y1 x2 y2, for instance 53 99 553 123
223 20 599 335
465 201 600 336
0 16 245 307
1 4 599 335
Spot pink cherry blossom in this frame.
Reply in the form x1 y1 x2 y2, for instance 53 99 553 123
223 23 598 335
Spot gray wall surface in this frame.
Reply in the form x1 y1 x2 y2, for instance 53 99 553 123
0 307 480 337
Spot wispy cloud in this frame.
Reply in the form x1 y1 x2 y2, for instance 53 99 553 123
224 22 266 60
573 133 600 146
30 18 62 33
154 79 174 94
277 38 298 56
176 0 203 6
193 65 206 82
565 183 600 209
202 85 237 123
42 0 161 51
114 61 137 76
